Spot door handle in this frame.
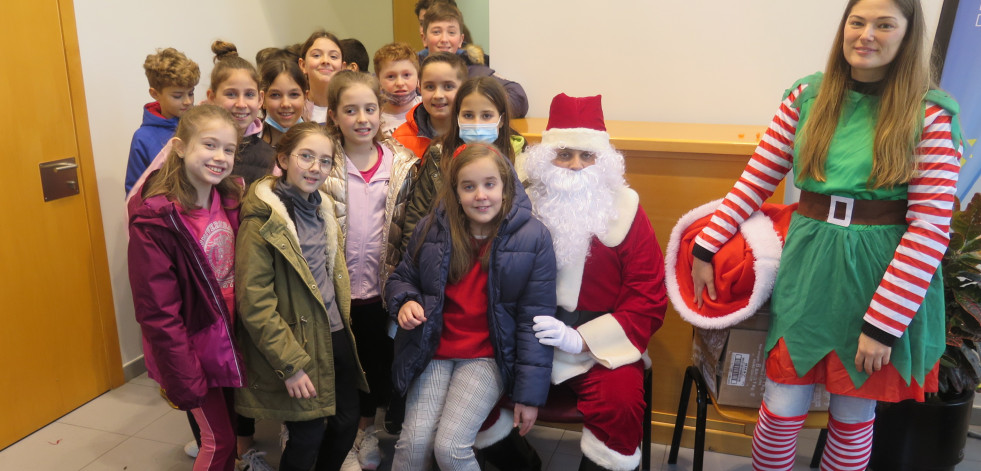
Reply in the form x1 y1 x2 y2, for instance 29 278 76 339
39 157 81 202
51 163 78 172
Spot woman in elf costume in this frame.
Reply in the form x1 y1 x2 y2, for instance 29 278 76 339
688 0 962 469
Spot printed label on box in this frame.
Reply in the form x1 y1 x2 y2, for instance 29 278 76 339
727 352 750 386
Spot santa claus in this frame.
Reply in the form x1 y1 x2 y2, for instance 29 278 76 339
478 93 667 471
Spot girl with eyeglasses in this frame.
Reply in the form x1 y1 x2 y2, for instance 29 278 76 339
234 122 368 471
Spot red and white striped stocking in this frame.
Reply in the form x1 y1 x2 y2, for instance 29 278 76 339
752 402 806 470
819 415 874 471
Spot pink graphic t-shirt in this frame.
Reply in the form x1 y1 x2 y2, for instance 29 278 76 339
178 188 236 319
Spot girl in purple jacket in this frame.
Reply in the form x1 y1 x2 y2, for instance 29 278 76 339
127 104 246 471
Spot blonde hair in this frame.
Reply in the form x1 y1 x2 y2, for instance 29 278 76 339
144 105 243 210
796 0 931 189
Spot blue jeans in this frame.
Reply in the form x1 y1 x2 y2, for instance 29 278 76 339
762 379 875 423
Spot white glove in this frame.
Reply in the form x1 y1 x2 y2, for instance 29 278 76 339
533 316 583 354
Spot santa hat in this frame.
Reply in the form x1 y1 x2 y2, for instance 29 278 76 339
540 93 613 154
664 199 797 329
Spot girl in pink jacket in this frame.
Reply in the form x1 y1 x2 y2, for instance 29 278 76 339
127 104 246 471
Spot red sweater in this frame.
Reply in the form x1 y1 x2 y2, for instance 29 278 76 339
434 244 494 359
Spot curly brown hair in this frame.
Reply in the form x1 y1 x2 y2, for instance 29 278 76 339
144 47 200 90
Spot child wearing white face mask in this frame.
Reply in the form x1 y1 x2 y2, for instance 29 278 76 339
402 76 525 253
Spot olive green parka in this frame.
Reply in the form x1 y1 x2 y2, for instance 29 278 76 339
234 176 368 422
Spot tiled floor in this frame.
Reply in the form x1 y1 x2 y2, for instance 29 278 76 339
1 374 978 470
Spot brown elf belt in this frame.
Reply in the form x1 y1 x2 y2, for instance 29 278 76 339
797 190 907 226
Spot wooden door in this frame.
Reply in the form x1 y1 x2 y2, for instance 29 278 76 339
393 0 424 51
0 0 123 450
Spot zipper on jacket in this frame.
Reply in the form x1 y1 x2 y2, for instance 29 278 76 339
166 211 245 386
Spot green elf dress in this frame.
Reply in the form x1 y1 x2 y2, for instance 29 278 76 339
765 73 962 402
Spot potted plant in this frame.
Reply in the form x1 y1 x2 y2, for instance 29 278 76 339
869 193 981 471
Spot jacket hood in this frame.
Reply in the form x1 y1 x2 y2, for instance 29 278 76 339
410 103 435 139
142 102 179 129
128 171 243 229
240 176 340 272
127 172 181 229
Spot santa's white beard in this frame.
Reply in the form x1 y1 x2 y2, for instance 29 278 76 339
526 157 621 271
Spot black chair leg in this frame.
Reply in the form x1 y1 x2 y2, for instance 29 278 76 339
809 428 828 468
692 368 707 471
668 366 708 471
641 368 652 471
668 367 695 464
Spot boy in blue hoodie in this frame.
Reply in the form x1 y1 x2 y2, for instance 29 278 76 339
124 48 200 193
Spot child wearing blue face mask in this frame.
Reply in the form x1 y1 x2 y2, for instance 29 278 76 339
259 57 308 149
403 76 525 252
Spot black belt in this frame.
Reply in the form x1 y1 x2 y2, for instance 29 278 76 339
555 308 605 327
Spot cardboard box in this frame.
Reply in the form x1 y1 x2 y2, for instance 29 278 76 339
692 305 829 410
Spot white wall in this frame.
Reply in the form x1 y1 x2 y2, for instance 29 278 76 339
489 0 944 125
74 0 392 373
458 0 490 54
74 0 946 372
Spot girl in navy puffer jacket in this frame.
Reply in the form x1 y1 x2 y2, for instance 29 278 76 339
386 143 556 471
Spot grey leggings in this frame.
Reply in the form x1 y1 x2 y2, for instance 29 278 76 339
391 358 504 471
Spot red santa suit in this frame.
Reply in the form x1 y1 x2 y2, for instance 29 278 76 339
554 187 666 469
478 92 666 471
476 187 666 471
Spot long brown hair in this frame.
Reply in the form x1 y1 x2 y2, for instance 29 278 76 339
144 105 243 210
416 143 516 283
438 76 520 166
796 0 930 189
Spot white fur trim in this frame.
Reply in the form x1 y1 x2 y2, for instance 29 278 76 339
597 188 639 247
556 188 639 311
474 408 514 449
664 199 782 329
581 427 641 471
641 349 652 370
515 151 529 183
541 128 613 154
552 350 596 384
254 177 339 274
578 314 642 370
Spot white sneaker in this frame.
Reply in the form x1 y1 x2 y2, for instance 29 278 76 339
340 445 361 471
358 425 382 470
236 448 275 471
183 439 199 458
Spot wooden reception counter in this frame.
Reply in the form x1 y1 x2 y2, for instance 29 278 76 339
512 118 783 456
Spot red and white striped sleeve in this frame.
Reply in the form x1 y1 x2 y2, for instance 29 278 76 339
862 104 961 342
693 84 807 256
